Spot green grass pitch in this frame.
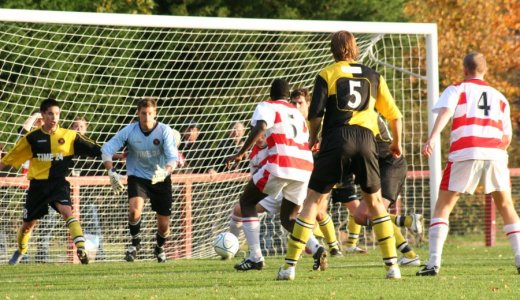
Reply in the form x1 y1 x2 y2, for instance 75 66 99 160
1 240 519 299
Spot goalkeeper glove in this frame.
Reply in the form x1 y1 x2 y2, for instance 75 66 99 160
151 165 170 185
108 168 125 194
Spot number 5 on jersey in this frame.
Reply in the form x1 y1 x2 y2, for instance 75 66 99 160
336 78 370 111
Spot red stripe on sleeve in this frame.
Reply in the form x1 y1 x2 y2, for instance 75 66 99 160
500 100 506 113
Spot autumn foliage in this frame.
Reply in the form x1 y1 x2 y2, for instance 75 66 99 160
405 0 520 165
405 0 519 96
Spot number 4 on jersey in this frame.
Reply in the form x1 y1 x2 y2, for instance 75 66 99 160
477 92 490 116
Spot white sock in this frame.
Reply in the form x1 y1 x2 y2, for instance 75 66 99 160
427 218 449 268
242 217 262 262
504 222 520 267
229 214 242 238
305 234 321 255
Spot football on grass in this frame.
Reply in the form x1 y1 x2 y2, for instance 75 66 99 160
213 232 239 259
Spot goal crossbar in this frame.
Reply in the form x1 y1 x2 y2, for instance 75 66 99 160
0 8 437 34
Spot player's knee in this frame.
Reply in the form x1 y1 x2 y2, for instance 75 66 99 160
353 213 368 226
232 204 242 217
158 226 170 237
316 210 326 221
128 209 142 221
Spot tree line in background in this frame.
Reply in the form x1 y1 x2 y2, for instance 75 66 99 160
0 0 518 165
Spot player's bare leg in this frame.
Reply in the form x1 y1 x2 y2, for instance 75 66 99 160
492 190 520 273
234 180 268 271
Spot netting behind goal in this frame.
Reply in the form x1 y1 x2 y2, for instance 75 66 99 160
0 10 438 262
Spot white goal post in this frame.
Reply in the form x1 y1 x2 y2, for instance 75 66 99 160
0 9 439 262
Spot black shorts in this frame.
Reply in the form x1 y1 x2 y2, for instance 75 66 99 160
331 174 359 204
127 175 173 216
378 149 407 204
309 125 380 194
24 179 71 221
331 145 407 205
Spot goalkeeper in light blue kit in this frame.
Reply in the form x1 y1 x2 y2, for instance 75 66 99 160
101 98 178 263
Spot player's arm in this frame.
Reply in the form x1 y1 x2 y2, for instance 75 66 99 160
162 126 178 173
151 126 178 184
18 112 42 135
1 136 33 169
101 127 129 193
226 121 266 169
421 85 459 157
101 127 129 169
421 107 452 157
500 98 512 150
374 76 403 157
308 75 328 149
387 117 403 158
74 133 102 157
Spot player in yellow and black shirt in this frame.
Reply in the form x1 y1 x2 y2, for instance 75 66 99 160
0 98 102 265
279 31 403 280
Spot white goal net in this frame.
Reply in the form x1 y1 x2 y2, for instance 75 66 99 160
0 9 439 262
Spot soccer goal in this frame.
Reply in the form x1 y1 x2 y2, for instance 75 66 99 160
0 9 440 262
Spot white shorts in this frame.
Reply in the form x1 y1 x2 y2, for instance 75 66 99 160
440 160 510 194
258 194 283 215
252 167 308 205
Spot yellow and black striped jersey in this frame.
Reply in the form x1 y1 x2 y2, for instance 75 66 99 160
1 126 101 180
309 61 402 136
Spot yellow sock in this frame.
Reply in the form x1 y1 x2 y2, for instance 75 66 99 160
17 228 32 254
319 214 339 250
285 216 314 267
372 214 397 269
313 224 324 239
346 214 361 248
390 214 397 224
404 216 413 228
393 224 417 258
66 216 85 249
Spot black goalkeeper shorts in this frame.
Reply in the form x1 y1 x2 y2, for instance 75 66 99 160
127 175 173 216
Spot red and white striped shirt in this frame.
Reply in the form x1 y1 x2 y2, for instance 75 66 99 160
251 100 313 181
434 79 511 162
249 144 268 174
